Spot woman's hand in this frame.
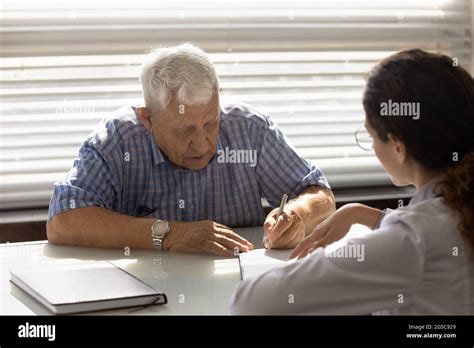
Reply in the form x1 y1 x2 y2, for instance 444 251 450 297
289 203 382 260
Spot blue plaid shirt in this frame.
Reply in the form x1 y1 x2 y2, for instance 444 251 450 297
48 102 329 227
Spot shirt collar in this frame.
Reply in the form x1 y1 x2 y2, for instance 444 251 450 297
409 176 443 206
217 107 225 150
131 105 167 166
216 133 224 151
149 131 167 166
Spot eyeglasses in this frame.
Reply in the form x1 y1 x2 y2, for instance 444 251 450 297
355 126 373 151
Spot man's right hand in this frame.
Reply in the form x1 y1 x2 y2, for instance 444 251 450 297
163 220 254 257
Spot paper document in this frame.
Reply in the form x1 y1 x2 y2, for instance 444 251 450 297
238 224 372 280
239 248 295 280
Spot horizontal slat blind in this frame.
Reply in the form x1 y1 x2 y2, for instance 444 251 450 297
0 0 472 209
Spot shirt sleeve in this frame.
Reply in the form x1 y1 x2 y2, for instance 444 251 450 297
47 141 121 223
373 208 395 229
229 212 425 315
254 115 330 208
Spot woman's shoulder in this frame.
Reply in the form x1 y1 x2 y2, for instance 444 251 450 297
384 196 456 226
380 197 462 251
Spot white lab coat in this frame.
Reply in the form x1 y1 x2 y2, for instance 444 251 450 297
229 179 474 315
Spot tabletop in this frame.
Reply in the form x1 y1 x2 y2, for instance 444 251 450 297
0 224 370 315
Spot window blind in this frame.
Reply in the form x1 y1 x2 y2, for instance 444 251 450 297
0 0 472 209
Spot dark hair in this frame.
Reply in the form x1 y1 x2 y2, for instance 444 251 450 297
362 48 474 248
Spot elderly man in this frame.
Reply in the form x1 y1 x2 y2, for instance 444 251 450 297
46 43 335 256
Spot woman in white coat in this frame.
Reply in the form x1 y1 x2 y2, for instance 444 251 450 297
230 49 474 315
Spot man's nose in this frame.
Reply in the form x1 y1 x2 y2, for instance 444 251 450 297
190 131 210 154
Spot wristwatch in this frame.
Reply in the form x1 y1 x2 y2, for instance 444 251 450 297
151 219 170 251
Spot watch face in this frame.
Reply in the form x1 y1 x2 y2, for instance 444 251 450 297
152 220 169 251
153 220 169 237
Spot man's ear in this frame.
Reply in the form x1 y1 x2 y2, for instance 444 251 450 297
387 133 407 164
136 107 153 131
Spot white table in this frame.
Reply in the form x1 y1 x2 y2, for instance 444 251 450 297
0 227 264 315
0 224 370 315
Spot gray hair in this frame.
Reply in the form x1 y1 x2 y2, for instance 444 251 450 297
140 43 219 113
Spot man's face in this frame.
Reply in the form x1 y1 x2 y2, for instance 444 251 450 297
148 94 220 170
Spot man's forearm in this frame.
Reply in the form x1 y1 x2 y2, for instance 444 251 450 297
47 206 156 249
287 186 336 235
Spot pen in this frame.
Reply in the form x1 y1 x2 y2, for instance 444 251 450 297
263 193 288 249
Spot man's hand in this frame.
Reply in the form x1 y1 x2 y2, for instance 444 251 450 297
289 205 353 259
289 203 382 260
262 186 336 250
263 207 305 249
164 220 254 257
